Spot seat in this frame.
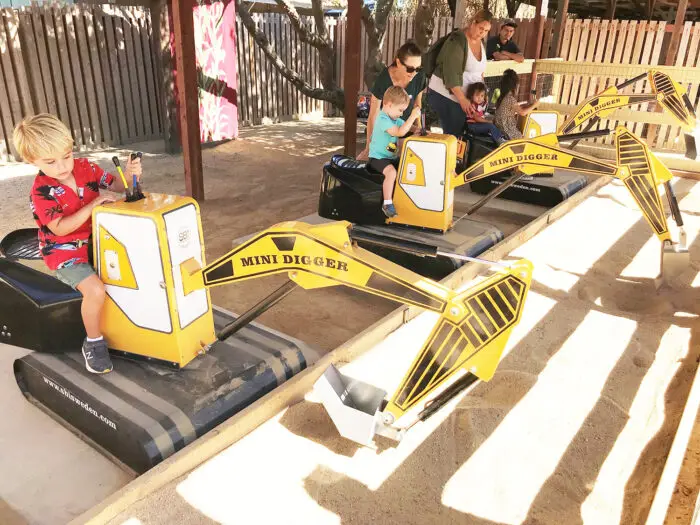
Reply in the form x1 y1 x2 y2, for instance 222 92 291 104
329 155 385 185
0 228 41 260
0 259 84 352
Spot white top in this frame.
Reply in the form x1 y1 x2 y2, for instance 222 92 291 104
428 41 486 103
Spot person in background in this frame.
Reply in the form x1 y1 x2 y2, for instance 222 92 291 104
486 19 524 63
357 41 426 161
425 9 492 137
493 69 539 140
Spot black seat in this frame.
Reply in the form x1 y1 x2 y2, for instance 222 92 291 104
0 258 81 306
0 228 41 260
0 258 84 352
330 155 384 184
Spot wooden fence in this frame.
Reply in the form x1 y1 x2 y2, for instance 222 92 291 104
0 4 162 161
234 13 336 126
2 7 697 158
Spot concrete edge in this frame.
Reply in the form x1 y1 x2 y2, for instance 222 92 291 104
644 349 700 525
69 175 611 525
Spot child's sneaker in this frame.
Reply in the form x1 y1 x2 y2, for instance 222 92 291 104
382 203 398 218
82 338 113 374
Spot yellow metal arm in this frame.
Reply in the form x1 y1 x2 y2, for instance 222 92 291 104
559 70 696 134
455 126 673 243
181 220 533 421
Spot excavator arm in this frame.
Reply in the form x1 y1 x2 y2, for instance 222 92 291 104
559 70 696 134
454 126 674 243
180 220 533 423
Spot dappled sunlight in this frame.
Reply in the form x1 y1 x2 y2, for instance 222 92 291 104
581 324 692 524
174 408 340 524
441 310 637 524
508 184 641 278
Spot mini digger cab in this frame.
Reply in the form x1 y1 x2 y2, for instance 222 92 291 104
319 69 698 285
1 157 534 460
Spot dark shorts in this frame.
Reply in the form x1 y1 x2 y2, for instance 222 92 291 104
369 157 398 174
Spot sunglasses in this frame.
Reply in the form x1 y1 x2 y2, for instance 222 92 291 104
399 58 422 74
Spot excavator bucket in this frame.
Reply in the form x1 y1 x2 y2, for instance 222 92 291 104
660 238 690 287
314 260 533 446
613 127 690 285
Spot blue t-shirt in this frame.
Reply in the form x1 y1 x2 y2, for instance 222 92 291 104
369 111 405 160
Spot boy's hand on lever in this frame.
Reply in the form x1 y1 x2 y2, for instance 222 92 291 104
125 154 143 182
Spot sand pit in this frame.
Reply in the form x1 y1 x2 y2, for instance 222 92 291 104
99 177 700 525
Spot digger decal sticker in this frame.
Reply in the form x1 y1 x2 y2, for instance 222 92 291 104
196 223 450 312
384 267 530 419
240 254 349 271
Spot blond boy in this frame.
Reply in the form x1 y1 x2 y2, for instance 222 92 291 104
13 114 141 374
368 86 422 218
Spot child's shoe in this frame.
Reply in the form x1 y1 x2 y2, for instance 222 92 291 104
82 338 114 374
382 203 398 218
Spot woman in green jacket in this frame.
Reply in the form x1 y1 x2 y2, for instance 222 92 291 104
357 41 426 161
426 10 492 137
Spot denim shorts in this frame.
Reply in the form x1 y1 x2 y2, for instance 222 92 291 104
55 263 96 289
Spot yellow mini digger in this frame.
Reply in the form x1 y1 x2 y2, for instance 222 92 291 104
319 69 696 284
1 158 534 467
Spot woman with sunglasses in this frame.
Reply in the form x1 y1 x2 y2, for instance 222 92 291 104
357 41 425 161
426 9 492 137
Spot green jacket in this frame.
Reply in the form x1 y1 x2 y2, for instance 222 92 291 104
434 30 468 90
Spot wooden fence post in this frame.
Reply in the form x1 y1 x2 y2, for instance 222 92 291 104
549 0 569 58
171 0 204 200
343 0 361 157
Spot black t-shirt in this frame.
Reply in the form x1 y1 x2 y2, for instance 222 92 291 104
486 36 521 60
370 67 427 121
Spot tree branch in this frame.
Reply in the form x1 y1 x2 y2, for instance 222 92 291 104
275 0 328 49
236 0 344 108
362 4 377 41
311 0 327 41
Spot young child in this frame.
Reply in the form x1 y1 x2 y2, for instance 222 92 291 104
13 114 142 374
493 69 539 140
368 86 422 218
465 82 506 144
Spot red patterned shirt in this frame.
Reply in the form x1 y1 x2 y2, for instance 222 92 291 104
30 158 115 270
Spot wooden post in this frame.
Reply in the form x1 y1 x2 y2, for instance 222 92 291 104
665 0 688 67
549 0 569 58
528 0 548 96
529 0 548 60
343 0 361 157
171 0 204 200
646 0 688 147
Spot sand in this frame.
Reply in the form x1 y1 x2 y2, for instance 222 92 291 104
101 176 700 524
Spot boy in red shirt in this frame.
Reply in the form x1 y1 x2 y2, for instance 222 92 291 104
13 114 142 374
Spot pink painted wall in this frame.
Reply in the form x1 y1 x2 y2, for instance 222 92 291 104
193 0 239 142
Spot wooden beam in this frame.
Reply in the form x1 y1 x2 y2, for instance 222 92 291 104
171 0 204 200
665 0 688 66
343 0 361 157
549 0 570 58
529 0 548 60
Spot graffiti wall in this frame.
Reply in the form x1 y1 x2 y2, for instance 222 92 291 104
194 0 239 142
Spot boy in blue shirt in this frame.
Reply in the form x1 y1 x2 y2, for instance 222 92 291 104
368 86 422 218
